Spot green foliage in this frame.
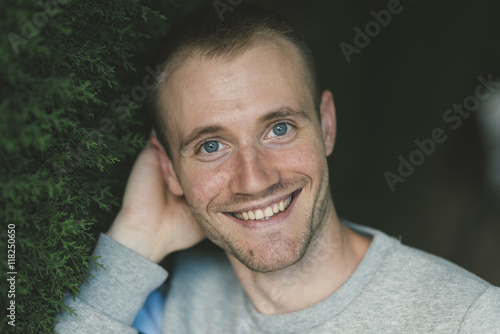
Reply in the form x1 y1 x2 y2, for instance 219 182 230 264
0 0 197 332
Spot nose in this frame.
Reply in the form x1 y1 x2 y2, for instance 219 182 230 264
229 146 280 196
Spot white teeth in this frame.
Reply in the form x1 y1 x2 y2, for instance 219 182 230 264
232 194 293 221
273 203 279 213
264 207 274 218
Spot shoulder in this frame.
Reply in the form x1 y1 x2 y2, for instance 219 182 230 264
369 231 494 304
389 244 500 330
378 231 500 329
346 222 500 332
388 240 492 294
459 286 500 333
390 242 490 287
348 222 493 296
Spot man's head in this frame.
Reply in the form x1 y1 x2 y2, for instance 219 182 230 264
151 5 337 272
151 5 320 159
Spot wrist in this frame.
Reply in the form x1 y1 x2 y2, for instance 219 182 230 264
106 219 172 263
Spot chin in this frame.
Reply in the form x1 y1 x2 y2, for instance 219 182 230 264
229 229 312 273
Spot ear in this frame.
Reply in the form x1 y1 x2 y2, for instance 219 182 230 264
150 134 184 196
319 90 337 156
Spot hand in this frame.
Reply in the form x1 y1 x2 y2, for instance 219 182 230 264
107 137 205 263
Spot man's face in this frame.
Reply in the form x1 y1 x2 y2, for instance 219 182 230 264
160 41 334 272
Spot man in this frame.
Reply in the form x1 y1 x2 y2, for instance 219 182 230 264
56 4 500 333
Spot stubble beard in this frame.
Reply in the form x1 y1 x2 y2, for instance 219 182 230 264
188 170 330 273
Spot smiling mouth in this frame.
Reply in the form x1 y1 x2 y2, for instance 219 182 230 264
230 192 295 221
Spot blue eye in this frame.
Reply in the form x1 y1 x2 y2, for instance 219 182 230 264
202 141 219 153
271 123 288 136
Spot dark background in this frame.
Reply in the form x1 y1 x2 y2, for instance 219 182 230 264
242 0 500 284
2 1 497 331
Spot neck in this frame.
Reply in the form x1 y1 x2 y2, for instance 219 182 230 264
226 201 371 315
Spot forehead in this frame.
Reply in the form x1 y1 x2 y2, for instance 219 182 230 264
159 40 314 148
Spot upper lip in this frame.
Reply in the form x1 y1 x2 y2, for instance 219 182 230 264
225 190 298 214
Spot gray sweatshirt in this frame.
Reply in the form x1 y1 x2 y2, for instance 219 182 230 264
55 223 500 333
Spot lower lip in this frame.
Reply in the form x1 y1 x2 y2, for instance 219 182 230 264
227 189 302 229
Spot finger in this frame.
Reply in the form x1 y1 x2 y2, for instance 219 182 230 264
122 143 166 207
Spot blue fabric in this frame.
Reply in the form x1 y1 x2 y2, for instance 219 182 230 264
133 289 165 334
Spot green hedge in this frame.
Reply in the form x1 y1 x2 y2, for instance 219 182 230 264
0 1 201 332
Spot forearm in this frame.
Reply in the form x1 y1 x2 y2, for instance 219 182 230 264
55 233 168 333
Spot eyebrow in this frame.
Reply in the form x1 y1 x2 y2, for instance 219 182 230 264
179 125 224 154
258 107 309 124
179 107 309 154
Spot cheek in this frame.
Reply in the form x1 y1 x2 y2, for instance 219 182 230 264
181 164 229 207
277 137 325 175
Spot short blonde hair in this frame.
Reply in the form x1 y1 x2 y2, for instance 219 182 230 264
150 4 319 158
